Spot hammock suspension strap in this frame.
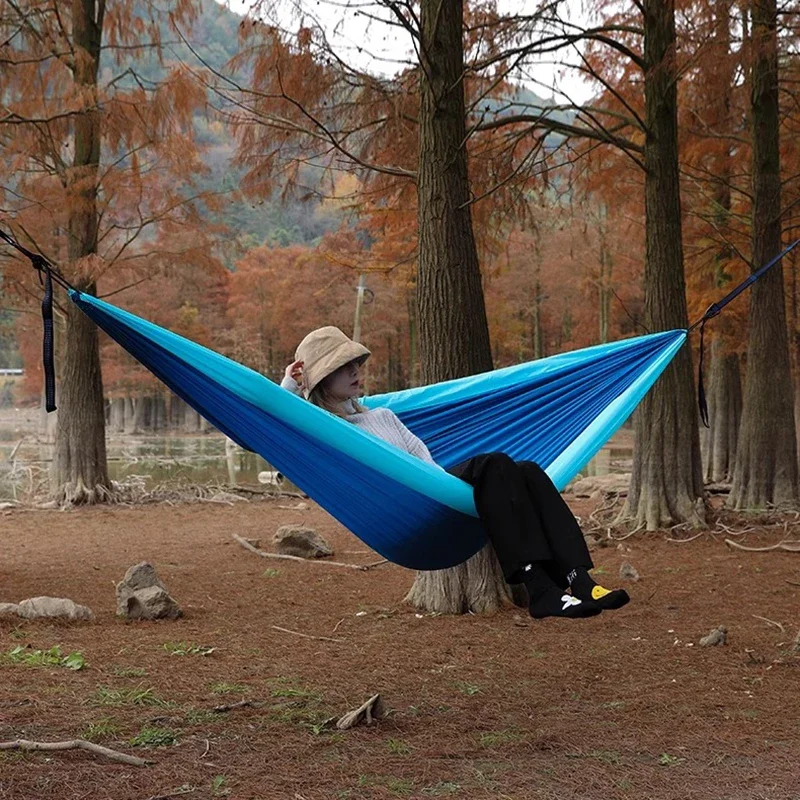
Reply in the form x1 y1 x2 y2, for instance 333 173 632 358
687 239 800 428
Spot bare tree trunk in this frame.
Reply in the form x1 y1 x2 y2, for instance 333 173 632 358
109 397 125 433
52 0 110 504
406 0 506 614
729 0 797 508
621 0 705 529
701 338 742 482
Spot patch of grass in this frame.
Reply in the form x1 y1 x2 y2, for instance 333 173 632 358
386 778 415 795
129 726 178 748
479 730 522 748
740 709 760 720
601 700 626 710
8 626 28 640
454 681 480 696
386 738 412 755
591 566 608 575
210 682 248 695
211 775 230 795
80 718 121 742
422 782 462 796
93 685 170 707
4 645 86 671
263 568 280 578
111 665 147 678
266 676 320 700
658 752 685 766
162 641 216 657
184 708 221 726
530 648 547 658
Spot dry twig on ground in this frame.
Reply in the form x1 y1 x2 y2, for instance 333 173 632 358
0 738 149 766
271 625 346 643
233 534 387 571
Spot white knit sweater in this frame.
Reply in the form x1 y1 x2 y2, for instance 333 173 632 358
280 376 440 467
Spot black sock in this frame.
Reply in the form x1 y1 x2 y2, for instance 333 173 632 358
521 563 601 620
567 566 630 610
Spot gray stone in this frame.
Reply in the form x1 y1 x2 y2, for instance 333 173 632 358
699 625 727 647
121 585 181 620
619 562 640 582
273 525 333 559
16 596 93 621
116 562 181 620
0 602 22 619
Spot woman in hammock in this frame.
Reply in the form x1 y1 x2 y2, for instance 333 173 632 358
282 326 629 621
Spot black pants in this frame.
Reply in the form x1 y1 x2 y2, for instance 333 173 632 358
448 452 593 586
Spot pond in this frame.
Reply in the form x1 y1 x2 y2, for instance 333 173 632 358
0 429 633 502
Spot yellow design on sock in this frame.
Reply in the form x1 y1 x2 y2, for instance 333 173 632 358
591 585 611 600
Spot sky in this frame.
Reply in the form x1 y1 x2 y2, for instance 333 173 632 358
218 0 596 105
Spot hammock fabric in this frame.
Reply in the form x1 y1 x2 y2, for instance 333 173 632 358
70 290 686 570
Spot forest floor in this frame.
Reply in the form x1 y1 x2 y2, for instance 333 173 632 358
1 493 799 800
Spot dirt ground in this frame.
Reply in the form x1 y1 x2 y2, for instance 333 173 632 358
1 495 799 800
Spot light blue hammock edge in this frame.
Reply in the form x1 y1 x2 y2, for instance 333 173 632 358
71 290 686 570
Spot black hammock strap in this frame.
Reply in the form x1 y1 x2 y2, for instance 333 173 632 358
0 229 75 413
689 238 800 428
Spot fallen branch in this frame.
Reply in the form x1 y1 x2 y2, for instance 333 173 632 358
337 693 384 730
665 532 705 543
212 699 258 713
271 624 346 643
0 738 149 767
752 615 785 633
724 539 800 552
715 521 757 537
233 534 384 571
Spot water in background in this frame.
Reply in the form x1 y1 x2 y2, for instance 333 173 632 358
0 427 632 502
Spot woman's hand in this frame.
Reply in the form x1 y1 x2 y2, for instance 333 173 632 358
285 359 304 385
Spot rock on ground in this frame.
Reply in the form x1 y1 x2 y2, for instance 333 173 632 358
273 525 334 559
5 596 94 621
619 562 641 582
116 562 181 620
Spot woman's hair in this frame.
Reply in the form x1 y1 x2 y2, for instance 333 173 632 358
308 379 365 419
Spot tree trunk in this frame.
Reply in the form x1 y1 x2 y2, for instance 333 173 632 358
52 0 110 504
701 338 742 483
622 0 705 529
729 0 797 508
109 397 125 433
406 0 506 614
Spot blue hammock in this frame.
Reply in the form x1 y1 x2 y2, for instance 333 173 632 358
70 290 686 570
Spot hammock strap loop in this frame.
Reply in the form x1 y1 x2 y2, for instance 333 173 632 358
0 228 76 413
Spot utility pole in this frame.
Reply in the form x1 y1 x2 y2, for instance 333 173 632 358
353 273 367 342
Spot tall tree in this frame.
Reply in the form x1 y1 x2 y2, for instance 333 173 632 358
216 0 575 613
0 0 217 503
729 0 798 507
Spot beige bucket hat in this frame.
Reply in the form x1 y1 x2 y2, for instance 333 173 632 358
295 326 371 398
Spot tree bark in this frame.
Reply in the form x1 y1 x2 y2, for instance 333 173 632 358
406 0 506 614
52 0 110 504
621 0 705 529
701 337 742 483
729 0 797 508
